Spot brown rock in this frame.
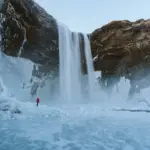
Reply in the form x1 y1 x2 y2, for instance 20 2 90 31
91 19 150 79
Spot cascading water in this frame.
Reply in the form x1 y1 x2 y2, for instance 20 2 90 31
72 32 82 101
83 34 97 100
57 22 96 102
58 23 83 102
17 28 27 57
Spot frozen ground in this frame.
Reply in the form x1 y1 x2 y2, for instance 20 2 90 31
0 52 150 150
1 102 150 150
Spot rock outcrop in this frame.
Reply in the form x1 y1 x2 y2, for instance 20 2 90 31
0 0 59 70
91 19 150 76
91 19 150 94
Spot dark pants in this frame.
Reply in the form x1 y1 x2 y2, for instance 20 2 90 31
36 103 39 106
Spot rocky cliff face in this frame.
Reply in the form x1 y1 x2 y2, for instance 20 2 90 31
91 19 150 77
90 19 150 95
0 0 59 70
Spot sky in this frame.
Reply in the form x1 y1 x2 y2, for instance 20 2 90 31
35 0 150 33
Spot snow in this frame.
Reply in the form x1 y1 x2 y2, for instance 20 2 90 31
0 50 150 149
1 103 150 150
1 21 150 149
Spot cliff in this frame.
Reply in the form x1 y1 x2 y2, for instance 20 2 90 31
0 0 59 70
91 19 150 94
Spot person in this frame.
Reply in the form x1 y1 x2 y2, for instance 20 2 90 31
36 97 40 106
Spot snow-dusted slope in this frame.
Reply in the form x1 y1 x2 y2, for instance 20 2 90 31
0 52 33 100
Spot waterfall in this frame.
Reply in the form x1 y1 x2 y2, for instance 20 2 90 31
58 23 82 102
72 32 82 101
57 22 95 102
83 34 96 100
17 28 27 57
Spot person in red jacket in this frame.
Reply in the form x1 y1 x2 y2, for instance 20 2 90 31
36 97 40 106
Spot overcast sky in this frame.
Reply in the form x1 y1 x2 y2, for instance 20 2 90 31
35 0 150 33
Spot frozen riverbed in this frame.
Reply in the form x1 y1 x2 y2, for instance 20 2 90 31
1 103 150 150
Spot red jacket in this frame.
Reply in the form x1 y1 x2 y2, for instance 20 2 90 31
36 97 40 103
